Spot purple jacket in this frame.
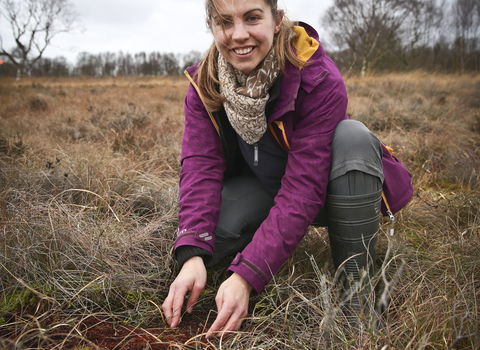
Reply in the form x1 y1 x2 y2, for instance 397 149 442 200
175 23 413 294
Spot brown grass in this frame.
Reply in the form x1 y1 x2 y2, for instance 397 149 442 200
0 73 479 349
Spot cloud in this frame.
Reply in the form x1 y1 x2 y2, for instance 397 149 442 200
74 0 161 26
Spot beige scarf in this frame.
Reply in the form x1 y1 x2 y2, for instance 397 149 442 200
218 48 280 145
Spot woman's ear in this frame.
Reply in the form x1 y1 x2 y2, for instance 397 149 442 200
274 10 284 34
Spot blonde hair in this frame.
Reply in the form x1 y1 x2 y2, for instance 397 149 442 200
196 0 303 113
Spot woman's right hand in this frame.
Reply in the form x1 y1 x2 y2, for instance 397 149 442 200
162 256 207 328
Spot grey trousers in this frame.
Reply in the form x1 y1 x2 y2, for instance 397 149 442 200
209 120 384 266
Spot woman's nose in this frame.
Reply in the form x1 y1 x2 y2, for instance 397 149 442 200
231 22 249 42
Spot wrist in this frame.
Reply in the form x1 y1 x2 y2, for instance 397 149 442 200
175 245 212 269
183 255 205 268
233 272 253 294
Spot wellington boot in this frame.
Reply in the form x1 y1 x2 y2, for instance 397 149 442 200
326 189 382 330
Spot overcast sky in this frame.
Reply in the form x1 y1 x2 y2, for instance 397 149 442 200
0 0 333 65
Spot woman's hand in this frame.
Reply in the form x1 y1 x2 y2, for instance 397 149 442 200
162 256 207 328
206 273 253 338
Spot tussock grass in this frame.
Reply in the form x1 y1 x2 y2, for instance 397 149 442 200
0 73 479 349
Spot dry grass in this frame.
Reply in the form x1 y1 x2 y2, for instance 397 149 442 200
0 73 479 349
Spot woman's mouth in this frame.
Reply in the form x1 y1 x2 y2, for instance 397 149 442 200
233 47 253 55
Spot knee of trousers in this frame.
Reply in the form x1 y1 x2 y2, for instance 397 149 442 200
330 120 384 183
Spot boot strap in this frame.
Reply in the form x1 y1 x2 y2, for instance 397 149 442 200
382 191 396 235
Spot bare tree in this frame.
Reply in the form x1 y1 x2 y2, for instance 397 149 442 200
30 55 69 76
451 0 480 72
0 0 78 79
400 0 445 68
181 50 203 71
403 0 444 50
102 52 116 76
322 0 414 76
161 53 180 75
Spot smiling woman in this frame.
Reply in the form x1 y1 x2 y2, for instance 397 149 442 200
195 0 303 113
209 0 282 75
161 0 413 341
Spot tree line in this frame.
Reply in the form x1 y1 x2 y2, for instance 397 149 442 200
322 0 480 75
0 50 204 77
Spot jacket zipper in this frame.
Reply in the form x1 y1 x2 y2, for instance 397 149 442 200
254 142 259 166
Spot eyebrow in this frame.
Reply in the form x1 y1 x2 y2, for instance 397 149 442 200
219 8 264 18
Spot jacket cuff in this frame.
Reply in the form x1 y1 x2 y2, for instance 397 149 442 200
174 230 215 256
227 253 271 295
175 245 212 269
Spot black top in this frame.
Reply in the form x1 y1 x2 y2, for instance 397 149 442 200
237 131 288 197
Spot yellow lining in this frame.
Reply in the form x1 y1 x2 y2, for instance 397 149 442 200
382 191 392 214
268 124 282 147
293 26 319 70
184 70 220 137
274 121 291 151
385 145 394 156
380 141 394 156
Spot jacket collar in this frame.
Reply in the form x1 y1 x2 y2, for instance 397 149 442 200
268 22 326 123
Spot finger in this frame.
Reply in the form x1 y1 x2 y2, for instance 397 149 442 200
223 310 246 333
219 301 247 334
170 286 187 328
206 300 233 338
186 282 203 313
162 288 175 326
207 309 245 338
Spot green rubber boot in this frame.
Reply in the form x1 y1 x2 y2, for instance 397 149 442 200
326 189 382 329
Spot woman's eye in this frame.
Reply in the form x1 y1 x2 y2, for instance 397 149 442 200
247 16 259 22
222 19 233 26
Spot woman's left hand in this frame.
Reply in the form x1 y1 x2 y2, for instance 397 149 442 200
206 273 253 338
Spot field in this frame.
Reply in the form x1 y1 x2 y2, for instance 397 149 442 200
0 72 479 349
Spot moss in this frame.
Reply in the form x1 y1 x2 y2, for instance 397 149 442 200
126 289 141 305
0 288 37 319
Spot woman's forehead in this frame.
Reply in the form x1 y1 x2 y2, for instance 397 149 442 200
213 0 269 15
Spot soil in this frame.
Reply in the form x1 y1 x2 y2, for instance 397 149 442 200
1 312 215 350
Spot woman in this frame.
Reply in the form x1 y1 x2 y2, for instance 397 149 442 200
162 0 413 337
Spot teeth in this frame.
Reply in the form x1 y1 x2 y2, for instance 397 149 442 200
234 47 253 55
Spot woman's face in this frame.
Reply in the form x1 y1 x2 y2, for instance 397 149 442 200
210 0 283 76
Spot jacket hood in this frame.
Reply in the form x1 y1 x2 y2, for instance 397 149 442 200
293 22 325 64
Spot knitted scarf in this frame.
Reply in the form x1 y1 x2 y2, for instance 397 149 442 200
218 48 280 145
